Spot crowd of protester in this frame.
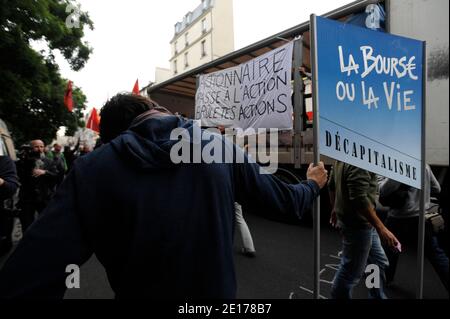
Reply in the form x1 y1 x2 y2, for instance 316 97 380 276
0 140 93 257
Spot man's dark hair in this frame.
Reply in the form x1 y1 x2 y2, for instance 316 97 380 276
99 94 159 143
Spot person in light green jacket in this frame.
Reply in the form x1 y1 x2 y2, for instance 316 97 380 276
46 143 67 186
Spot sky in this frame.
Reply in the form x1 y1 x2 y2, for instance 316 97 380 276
56 0 353 114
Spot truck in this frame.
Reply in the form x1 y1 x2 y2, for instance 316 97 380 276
147 0 449 221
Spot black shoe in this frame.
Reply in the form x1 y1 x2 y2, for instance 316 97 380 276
385 279 395 288
241 248 256 258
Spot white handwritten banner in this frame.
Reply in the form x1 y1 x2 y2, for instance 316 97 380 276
195 42 294 132
314 16 424 188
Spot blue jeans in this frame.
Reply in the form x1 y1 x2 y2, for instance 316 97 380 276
331 226 389 299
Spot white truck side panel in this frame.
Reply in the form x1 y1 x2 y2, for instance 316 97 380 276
389 0 449 166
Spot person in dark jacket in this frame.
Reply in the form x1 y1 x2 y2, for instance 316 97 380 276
63 141 79 172
0 94 328 299
0 156 20 256
0 156 19 203
47 143 67 186
380 167 448 292
16 140 58 233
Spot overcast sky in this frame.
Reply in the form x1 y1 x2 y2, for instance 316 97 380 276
56 0 353 113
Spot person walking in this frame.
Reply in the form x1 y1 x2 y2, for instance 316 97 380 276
380 165 448 292
328 160 399 299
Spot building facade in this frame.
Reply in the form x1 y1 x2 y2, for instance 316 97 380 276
155 0 234 83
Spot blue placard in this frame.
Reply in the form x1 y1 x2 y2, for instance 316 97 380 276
315 16 424 189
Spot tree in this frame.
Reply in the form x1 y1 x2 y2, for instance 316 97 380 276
0 0 93 146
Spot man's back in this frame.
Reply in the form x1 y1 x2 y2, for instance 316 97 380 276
80 145 238 298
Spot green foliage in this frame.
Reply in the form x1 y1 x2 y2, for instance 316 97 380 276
0 0 93 146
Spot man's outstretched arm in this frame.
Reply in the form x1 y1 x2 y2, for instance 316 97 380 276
0 164 93 299
234 156 328 221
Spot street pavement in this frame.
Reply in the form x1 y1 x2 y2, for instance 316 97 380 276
65 212 448 299
1 212 448 299
233 212 448 299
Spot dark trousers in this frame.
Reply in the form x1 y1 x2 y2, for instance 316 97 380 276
384 216 449 292
0 209 14 256
18 201 47 233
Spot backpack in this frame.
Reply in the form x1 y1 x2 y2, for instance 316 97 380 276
379 183 409 209
425 204 445 234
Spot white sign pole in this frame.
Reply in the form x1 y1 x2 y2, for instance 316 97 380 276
310 14 321 300
416 41 427 299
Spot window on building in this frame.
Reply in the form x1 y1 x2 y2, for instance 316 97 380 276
184 33 189 47
174 41 178 55
202 0 208 10
184 52 189 68
202 18 207 34
186 12 192 24
175 23 181 34
201 40 207 57
173 60 177 74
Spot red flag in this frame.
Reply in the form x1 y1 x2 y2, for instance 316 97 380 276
64 81 73 112
132 79 139 95
86 108 100 133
